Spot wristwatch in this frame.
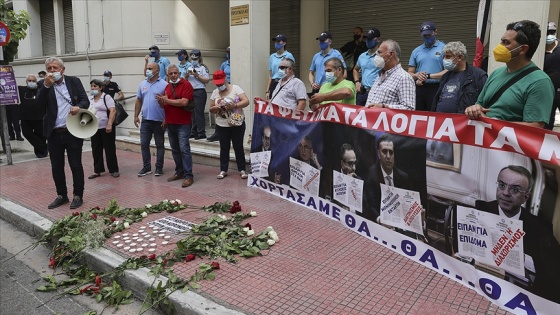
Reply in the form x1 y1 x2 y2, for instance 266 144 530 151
427 73 431 79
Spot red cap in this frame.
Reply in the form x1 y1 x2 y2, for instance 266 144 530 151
213 70 226 85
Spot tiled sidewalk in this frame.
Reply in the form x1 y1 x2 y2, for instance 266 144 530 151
0 148 513 315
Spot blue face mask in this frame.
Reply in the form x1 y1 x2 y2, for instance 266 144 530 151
275 42 284 51
90 90 99 96
146 70 154 79
325 71 336 83
319 41 329 51
442 58 457 71
423 35 436 46
53 72 62 81
178 55 185 61
277 68 286 79
366 39 377 49
150 51 159 58
191 61 199 67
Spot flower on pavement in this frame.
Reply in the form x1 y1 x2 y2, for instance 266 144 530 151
175 199 182 205
267 239 276 246
123 222 130 229
210 261 220 270
148 254 156 260
141 212 147 218
247 229 255 236
185 254 195 262
146 204 152 209
249 211 257 217
218 214 227 220
244 223 252 229
243 227 249 232
269 231 279 242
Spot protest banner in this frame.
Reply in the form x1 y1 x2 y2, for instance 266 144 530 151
249 99 560 315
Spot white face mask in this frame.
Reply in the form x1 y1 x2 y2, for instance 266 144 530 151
170 78 180 84
27 82 38 89
90 90 99 96
145 70 154 79
277 68 287 79
218 84 227 91
103 76 110 82
373 55 385 68
53 72 62 81
546 35 557 45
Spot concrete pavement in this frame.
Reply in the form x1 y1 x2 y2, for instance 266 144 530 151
0 138 514 314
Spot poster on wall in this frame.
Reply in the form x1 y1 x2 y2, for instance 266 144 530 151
249 99 560 315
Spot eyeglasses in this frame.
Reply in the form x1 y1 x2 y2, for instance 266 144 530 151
512 22 529 44
299 144 312 151
278 66 290 70
342 160 356 167
496 181 528 195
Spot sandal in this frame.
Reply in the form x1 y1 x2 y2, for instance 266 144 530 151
88 173 101 179
217 171 227 179
240 171 248 179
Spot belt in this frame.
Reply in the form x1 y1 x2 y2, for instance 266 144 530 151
53 127 68 133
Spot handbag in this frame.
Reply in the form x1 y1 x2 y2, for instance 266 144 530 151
103 94 128 126
171 83 196 112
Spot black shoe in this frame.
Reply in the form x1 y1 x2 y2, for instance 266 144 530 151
195 135 206 140
207 133 219 142
48 195 69 209
69 196 83 209
16 136 24 141
155 167 163 176
138 167 152 177
189 134 196 139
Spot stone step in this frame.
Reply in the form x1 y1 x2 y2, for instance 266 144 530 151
116 131 249 171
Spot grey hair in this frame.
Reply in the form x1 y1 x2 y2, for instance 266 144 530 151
442 41 468 59
282 58 296 71
383 40 401 60
45 56 64 68
26 74 37 81
167 64 179 73
324 57 343 70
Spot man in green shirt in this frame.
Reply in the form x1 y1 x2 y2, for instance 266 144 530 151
465 20 554 128
310 58 356 109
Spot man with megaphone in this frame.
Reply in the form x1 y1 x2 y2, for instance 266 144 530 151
37 57 89 210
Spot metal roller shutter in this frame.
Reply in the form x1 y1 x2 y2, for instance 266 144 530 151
329 1 480 67
40 0 56 56
63 0 74 54
270 0 301 68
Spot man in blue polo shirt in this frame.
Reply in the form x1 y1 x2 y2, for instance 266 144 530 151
353 27 382 106
408 22 446 111
144 45 170 81
266 34 295 99
134 62 169 177
309 31 346 95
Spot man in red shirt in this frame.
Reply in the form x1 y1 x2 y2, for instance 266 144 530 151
157 64 195 187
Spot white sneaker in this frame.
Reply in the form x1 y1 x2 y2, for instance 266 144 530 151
240 170 248 179
217 171 227 179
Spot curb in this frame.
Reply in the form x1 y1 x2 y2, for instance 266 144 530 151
0 198 245 315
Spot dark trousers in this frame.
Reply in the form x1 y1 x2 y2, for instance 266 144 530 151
546 91 560 130
47 130 84 198
21 120 47 156
90 127 119 173
216 122 246 173
415 83 439 112
268 80 279 96
6 105 21 138
191 89 208 137
140 119 165 170
356 88 369 106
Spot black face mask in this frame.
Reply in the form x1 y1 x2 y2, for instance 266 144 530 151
353 34 361 41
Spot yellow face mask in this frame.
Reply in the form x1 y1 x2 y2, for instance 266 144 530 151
493 44 523 63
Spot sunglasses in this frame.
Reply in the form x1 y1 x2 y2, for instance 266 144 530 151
278 66 290 70
512 22 529 44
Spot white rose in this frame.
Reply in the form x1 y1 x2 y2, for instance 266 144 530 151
247 229 255 236
123 222 130 229
269 231 279 242
249 211 257 217
114 220 119 225
243 227 249 232
141 212 147 218
218 214 227 220
267 239 276 246
175 199 182 204
163 199 169 203
145 204 152 208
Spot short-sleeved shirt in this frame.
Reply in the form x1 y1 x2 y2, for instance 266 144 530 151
355 50 381 89
210 85 245 127
318 79 356 105
150 56 170 80
408 40 445 84
220 61 231 83
163 78 194 125
102 81 121 99
269 51 295 79
178 61 193 79
90 93 115 129
186 64 209 90
270 75 308 110
476 62 555 123
310 48 346 84
136 78 167 121
367 64 416 110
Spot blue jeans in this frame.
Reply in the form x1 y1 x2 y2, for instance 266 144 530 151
140 119 165 170
167 124 193 179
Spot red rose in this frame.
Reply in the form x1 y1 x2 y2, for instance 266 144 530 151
233 201 240 206
73 212 79 216
185 254 195 262
95 206 100 210
91 214 97 220
95 275 102 286
49 257 56 268
148 254 156 260
244 223 252 229
140 255 148 260
110 216 116 222
173 201 178 206
210 261 220 270
229 205 242 214
162 259 167 266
